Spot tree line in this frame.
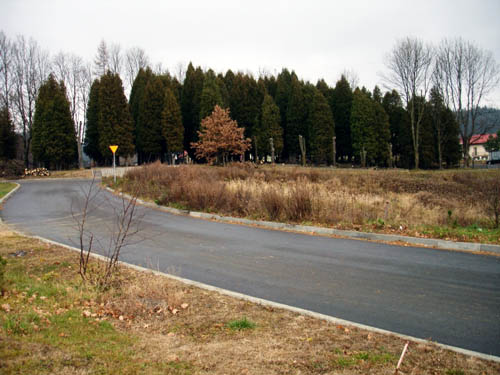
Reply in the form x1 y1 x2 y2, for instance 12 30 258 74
0 31 498 170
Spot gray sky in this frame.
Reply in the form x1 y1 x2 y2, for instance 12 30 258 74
2 0 499 106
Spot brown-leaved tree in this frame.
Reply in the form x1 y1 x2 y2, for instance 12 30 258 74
191 105 250 165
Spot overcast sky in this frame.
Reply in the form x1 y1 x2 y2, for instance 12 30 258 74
2 0 499 106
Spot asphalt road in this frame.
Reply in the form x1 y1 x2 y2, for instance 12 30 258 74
2 179 500 356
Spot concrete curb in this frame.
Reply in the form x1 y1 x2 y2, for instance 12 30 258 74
106 187 500 255
11 233 500 363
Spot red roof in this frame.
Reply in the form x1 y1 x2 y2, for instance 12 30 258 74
460 133 497 145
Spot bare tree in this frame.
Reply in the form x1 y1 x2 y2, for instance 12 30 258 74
73 176 141 290
174 61 187 83
94 39 109 77
384 37 434 169
11 35 50 167
53 52 90 168
109 43 122 76
435 38 500 167
125 46 150 89
0 31 13 109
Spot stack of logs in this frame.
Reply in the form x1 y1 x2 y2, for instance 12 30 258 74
24 168 50 177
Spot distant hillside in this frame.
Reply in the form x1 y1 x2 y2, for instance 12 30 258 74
475 107 500 134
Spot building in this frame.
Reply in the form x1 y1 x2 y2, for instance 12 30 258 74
461 134 497 161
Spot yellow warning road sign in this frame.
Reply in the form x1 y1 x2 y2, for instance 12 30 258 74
109 145 118 153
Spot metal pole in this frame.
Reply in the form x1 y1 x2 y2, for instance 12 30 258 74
113 152 116 184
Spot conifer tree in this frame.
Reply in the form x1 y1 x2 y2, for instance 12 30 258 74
255 93 282 159
372 99 392 166
84 79 103 165
308 90 335 164
0 106 16 160
162 87 184 155
137 75 166 162
274 69 293 153
383 90 412 168
97 72 134 162
181 63 204 154
129 67 153 164
200 70 224 121
429 88 461 168
330 75 353 162
228 73 262 140
32 74 77 169
351 88 390 167
285 75 307 161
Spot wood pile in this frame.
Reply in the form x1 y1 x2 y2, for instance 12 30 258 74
24 168 50 177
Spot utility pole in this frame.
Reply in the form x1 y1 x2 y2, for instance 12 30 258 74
332 136 337 167
269 137 275 164
299 135 306 167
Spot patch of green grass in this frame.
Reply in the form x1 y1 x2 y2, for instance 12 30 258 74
421 224 500 244
0 182 16 199
333 350 396 369
227 317 256 330
446 370 466 375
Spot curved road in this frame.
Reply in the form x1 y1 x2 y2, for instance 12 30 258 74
2 179 500 356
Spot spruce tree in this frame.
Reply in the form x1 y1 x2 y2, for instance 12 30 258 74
129 67 153 164
32 74 77 169
383 90 412 168
84 79 103 165
97 72 134 162
255 93 282 159
351 89 378 166
137 75 166 162
0 106 16 160
181 63 204 155
228 73 262 140
274 69 293 156
200 70 224 121
308 90 335 165
330 75 353 162
372 99 391 166
429 88 461 168
285 75 307 161
162 87 184 155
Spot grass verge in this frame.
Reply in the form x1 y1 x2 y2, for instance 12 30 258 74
1 225 499 374
0 182 17 199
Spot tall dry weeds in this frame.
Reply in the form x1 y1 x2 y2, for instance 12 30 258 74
120 163 500 232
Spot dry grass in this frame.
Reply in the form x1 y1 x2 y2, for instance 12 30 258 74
1 225 499 374
116 162 500 244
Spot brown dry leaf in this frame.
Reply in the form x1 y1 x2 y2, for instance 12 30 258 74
119 315 124 321
171 309 179 315
181 303 189 309
1 303 11 312
82 310 91 318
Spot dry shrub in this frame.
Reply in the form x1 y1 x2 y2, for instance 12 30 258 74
260 186 286 221
111 273 185 319
121 164 499 231
286 180 314 222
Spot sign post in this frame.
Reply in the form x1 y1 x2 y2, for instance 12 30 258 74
109 145 118 183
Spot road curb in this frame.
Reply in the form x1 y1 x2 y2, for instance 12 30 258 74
106 187 500 255
9 232 500 364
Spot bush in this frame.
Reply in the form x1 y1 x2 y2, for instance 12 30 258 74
0 160 24 178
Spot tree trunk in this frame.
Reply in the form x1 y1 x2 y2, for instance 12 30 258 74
78 142 83 169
